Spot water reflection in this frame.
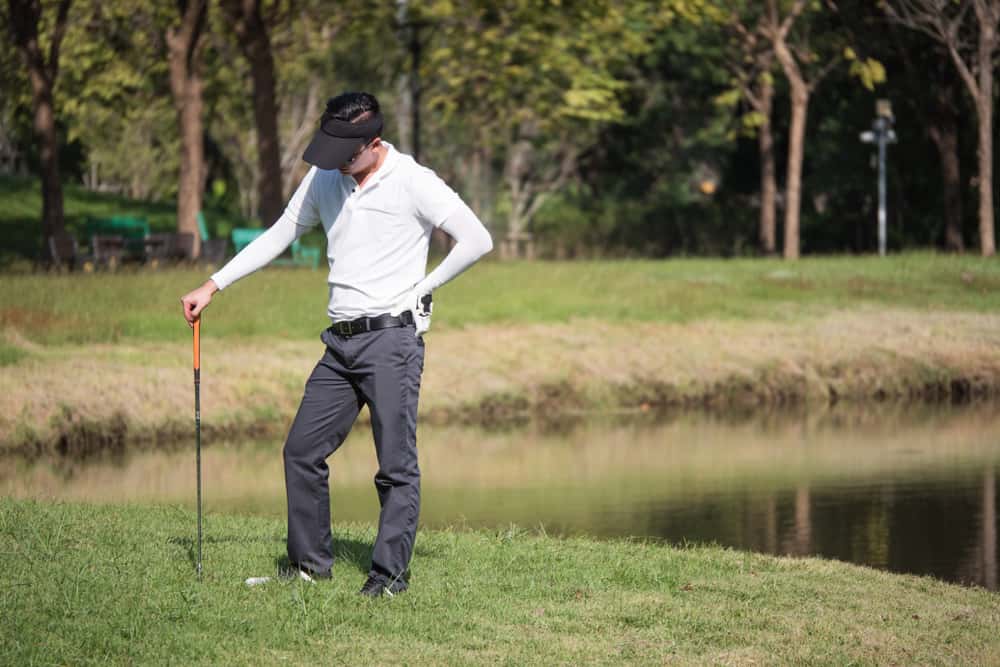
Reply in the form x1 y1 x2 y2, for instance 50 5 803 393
2 402 998 589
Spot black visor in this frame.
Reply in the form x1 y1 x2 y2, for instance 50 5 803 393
302 112 384 169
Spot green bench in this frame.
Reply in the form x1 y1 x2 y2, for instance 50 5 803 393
197 212 228 264
84 215 150 261
230 227 322 269
83 215 149 268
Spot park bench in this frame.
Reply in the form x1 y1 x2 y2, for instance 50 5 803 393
231 227 322 269
90 234 126 270
197 212 228 265
48 230 81 271
84 215 150 262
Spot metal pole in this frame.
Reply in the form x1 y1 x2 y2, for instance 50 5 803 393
861 100 896 257
877 119 887 257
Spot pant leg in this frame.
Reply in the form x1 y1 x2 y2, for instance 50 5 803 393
355 325 425 579
283 332 363 573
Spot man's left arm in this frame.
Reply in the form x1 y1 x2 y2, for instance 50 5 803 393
414 201 493 295
392 202 493 332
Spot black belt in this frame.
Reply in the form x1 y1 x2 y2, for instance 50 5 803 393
327 310 414 337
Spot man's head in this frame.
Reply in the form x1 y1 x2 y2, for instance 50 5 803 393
303 92 383 173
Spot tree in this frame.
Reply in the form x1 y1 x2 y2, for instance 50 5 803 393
886 0 999 256
723 4 779 255
166 0 207 259
55 1 180 201
7 0 72 264
884 20 966 251
220 0 286 227
762 0 841 259
424 0 671 258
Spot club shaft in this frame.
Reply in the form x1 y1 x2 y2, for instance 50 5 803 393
195 370 201 577
193 319 202 578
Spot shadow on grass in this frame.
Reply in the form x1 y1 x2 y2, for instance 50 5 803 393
170 531 442 574
274 536 377 574
168 533 286 569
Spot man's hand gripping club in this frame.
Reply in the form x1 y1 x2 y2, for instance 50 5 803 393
181 280 219 327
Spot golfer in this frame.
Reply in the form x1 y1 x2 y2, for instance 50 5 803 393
180 92 492 596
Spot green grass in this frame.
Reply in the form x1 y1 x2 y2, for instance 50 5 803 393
0 252 999 345
1 498 997 665
0 340 28 366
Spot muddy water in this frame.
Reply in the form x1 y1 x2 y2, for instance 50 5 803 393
2 403 998 589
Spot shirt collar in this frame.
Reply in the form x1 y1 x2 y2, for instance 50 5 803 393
372 141 400 181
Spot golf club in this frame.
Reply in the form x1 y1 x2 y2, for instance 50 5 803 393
193 317 202 578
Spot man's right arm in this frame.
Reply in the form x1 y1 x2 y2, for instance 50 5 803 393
179 167 322 326
179 214 305 326
208 213 308 290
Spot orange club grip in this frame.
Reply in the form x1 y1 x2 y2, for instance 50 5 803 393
193 318 201 371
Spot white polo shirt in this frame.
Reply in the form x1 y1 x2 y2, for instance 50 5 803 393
212 143 466 320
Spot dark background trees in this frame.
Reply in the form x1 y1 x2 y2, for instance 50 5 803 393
1 0 995 265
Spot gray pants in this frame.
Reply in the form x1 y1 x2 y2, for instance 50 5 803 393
283 324 425 578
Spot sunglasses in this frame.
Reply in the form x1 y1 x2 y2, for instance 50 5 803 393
344 138 377 166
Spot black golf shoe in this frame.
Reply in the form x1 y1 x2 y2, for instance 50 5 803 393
359 572 408 597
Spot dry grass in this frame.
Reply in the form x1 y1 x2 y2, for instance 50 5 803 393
2 307 1000 450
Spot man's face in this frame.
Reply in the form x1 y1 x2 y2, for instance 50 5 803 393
338 137 380 175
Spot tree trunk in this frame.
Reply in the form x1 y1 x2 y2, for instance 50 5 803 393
396 72 414 154
167 1 207 259
758 80 777 255
225 0 283 227
782 85 808 260
31 60 65 263
8 0 71 265
247 39 283 226
975 16 995 256
927 113 964 252
772 27 809 260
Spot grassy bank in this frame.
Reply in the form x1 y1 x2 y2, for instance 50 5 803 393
2 253 1000 345
2 255 1000 452
2 499 997 665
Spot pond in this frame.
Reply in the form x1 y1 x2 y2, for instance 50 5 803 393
2 402 997 589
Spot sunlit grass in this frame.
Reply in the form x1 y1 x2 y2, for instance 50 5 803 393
1 498 998 665
1 252 999 345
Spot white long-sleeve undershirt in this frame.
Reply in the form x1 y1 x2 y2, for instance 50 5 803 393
210 214 308 291
412 201 493 295
210 202 492 302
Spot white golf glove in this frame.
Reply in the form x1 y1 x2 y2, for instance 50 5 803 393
392 286 432 337
413 292 432 337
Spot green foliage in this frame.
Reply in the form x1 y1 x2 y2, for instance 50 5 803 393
844 47 887 91
0 0 986 257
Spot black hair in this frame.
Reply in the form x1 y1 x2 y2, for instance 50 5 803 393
325 92 380 123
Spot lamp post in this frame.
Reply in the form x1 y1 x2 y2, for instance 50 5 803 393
860 99 898 256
